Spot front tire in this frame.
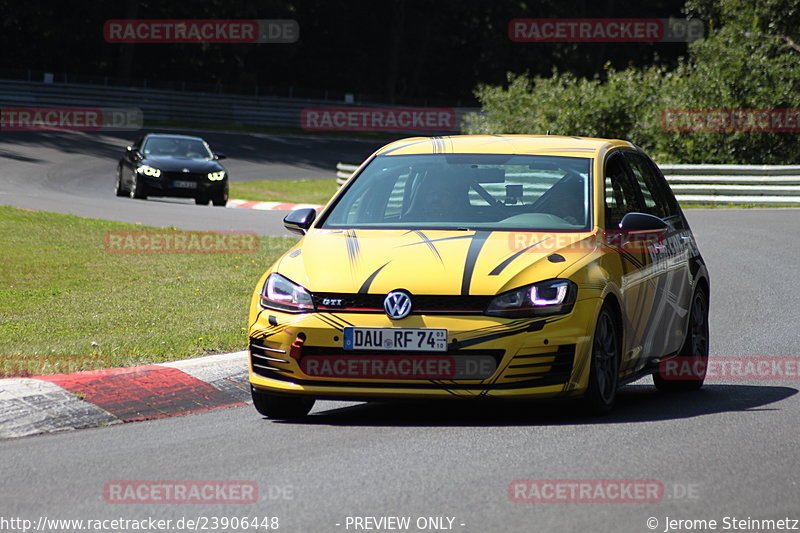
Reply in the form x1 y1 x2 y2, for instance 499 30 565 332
115 167 128 197
129 173 147 199
211 190 228 207
251 387 315 420
581 303 621 415
654 286 709 392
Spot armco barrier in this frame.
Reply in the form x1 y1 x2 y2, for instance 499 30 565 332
659 164 800 204
336 162 800 205
0 79 475 133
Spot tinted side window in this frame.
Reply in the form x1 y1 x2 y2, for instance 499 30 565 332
642 155 682 219
604 152 639 228
624 152 670 219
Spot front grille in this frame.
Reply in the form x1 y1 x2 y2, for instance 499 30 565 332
312 293 493 314
161 171 206 182
504 344 575 384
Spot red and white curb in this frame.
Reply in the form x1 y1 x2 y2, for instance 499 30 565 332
226 199 322 211
0 351 249 440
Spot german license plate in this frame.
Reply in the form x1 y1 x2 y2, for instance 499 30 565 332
343 327 447 352
173 180 197 188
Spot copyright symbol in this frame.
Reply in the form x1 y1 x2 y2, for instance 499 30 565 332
647 517 659 530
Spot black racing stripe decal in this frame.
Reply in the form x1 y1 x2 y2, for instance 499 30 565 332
345 229 360 267
461 231 492 296
329 314 356 327
412 230 443 264
358 262 390 294
248 308 268 331
316 314 346 332
400 234 474 247
489 238 547 276
451 319 545 350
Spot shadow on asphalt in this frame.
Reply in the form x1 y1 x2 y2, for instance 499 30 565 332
276 384 798 427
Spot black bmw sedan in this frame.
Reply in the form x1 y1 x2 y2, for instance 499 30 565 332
115 133 229 206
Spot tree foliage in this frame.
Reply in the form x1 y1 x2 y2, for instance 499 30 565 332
465 0 800 163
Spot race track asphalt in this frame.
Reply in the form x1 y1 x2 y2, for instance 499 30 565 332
0 129 383 234
1 130 799 533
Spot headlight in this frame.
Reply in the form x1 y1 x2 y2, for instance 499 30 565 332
137 165 161 177
485 279 576 318
260 273 314 313
207 171 226 181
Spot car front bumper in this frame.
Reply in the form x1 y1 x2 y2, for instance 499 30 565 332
248 298 602 401
142 176 227 198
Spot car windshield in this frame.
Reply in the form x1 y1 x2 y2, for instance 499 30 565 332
321 154 591 231
142 137 213 159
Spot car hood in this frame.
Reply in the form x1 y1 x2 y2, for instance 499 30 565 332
276 228 598 296
141 156 223 173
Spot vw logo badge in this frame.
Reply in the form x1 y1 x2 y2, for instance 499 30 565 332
384 291 412 320
182 168 190 173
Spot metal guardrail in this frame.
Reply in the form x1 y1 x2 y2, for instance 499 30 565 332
336 163 360 185
659 164 800 204
0 79 475 132
336 162 800 205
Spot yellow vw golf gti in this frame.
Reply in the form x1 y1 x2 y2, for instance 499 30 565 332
248 135 710 418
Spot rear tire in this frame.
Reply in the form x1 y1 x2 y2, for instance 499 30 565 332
195 195 210 206
251 387 315 420
581 303 621 415
654 286 709 392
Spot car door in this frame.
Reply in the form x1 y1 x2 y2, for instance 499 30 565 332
603 151 660 376
622 150 692 359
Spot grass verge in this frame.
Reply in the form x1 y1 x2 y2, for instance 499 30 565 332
229 178 339 205
0 206 296 375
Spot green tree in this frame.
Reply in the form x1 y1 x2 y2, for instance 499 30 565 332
466 0 800 163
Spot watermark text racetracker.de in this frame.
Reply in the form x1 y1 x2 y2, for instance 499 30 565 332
0 354 110 377
660 356 800 381
509 479 701 503
661 108 800 132
509 18 704 42
104 19 298 43
0 107 142 131
103 230 258 254
104 480 258 504
300 107 457 132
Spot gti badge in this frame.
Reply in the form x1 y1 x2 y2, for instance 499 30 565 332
384 291 412 320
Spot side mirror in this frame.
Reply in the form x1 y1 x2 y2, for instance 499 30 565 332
283 208 317 235
618 212 669 232
126 146 142 161
214 153 227 160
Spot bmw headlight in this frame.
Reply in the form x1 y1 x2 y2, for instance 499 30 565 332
260 273 314 313
137 165 161 177
486 279 577 318
207 171 226 181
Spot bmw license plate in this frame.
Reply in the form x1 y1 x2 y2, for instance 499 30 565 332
343 327 447 352
173 180 197 188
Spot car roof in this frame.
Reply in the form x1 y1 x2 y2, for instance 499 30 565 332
143 133 206 142
375 134 634 158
